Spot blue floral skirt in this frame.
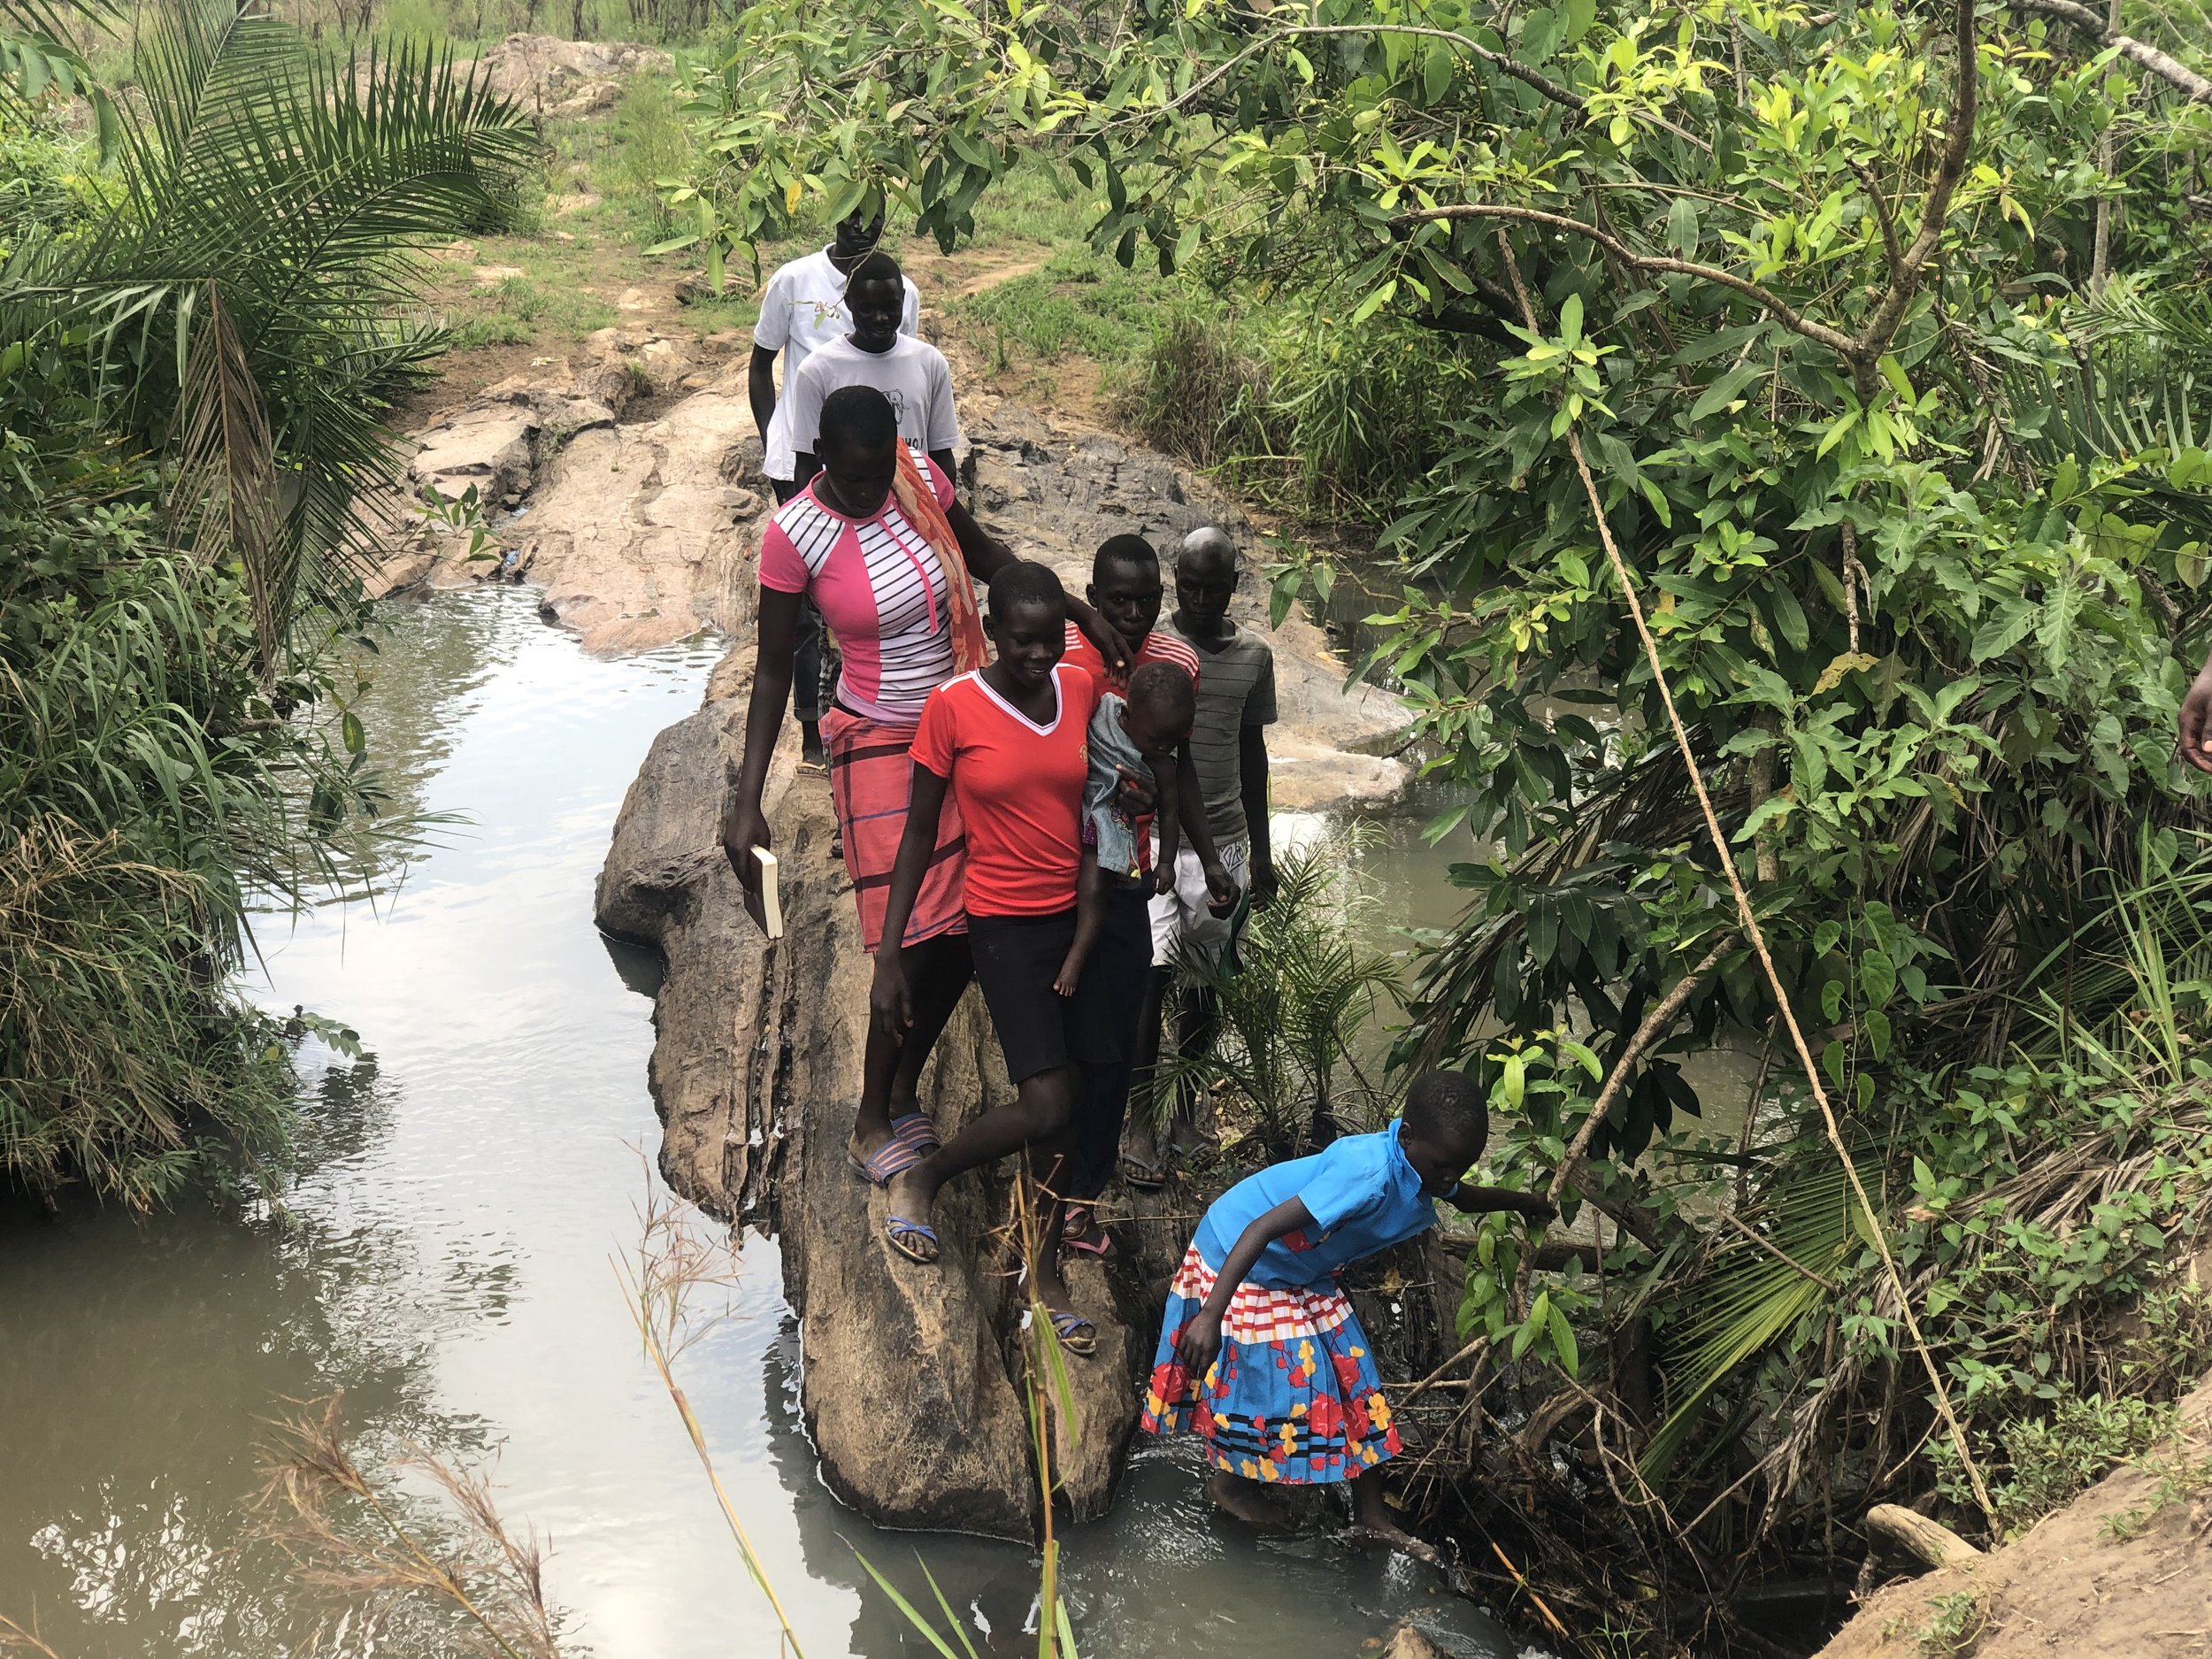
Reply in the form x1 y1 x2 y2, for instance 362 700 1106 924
1141 1241 1402 1486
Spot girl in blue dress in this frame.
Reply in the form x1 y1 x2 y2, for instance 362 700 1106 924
1141 1071 1554 1541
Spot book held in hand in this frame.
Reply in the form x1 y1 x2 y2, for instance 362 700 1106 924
743 845 783 940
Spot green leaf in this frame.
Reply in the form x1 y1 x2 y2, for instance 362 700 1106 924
1563 0 1597 45
340 709 365 757
1689 359 1763 421
1423 42 1452 104
1665 195 1699 256
1348 280 1397 326
1548 1302 1579 1376
1858 949 1895 1008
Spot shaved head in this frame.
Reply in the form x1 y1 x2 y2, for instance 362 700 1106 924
1179 525 1236 579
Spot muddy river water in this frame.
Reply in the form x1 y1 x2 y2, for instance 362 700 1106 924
0 589 1528 1659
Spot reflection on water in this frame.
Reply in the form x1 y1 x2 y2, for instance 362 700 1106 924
0 589 1513 1659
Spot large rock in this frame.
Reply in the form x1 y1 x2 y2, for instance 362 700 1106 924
371 341 764 654
595 643 1152 1537
476 34 672 119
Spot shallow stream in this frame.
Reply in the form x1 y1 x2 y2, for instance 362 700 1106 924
0 589 1520 1659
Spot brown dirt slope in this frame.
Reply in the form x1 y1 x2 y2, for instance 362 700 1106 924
1817 1372 2212 1659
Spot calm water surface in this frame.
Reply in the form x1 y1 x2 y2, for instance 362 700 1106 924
0 588 1517 1659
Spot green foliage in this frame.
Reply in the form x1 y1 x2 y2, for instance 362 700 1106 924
2098 1438 2212 1540
951 248 1164 366
0 1 533 1203
682 0 2212 1611
1154 835 1399 1159
0 423 372 1203
1915 1590 1988 1657
1966 1391 2177 1536
447 273 618 349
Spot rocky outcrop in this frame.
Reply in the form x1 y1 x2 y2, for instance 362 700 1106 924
1814 1370 2212 1659
595 644 1156 1537
476 34 673 119
370 332 759 654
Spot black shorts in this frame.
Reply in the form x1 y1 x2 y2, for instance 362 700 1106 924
969 908 1125 1085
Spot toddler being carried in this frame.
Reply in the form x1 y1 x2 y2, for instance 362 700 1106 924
1053 661 1195 995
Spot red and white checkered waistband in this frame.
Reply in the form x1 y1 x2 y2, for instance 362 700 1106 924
1170 1244 1352 1346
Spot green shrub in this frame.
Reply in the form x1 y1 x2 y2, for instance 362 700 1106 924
1979 1392 2178 1536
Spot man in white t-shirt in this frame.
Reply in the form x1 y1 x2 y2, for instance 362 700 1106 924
786 251 961 487
749 215 920 765
750 214 920 501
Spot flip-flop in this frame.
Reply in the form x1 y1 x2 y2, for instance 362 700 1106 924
885 1216 940 1264
844 1111 941 1184
848 1134 928 1185
1119 1151 1167 1192
887 1110 941 1154
1061 1205 1114 1259
1045 1309 1097 1358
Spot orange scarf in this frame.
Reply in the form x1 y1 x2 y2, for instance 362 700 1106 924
891 444 989 675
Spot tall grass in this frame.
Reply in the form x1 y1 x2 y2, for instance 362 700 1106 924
0 434 388 1205
1118 304 1478 523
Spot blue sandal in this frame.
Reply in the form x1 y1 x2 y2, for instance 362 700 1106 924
1046 1309 1097 1358
885 1216 940 1264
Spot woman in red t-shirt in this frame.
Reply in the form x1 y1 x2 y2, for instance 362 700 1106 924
721 388 1135 1192
872 562 1124 1356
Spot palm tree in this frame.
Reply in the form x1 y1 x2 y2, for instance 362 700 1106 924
0 1 536 1205
3 0 538 671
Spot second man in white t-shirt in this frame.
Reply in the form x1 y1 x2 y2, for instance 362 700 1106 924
785 251 962 487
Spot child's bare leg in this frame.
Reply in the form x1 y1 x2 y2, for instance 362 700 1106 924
856 932 972 1158
1120 964 1172 1180
1025 1126 1079 1312
1206 1469 1294 1531
1346 1468 1442 1563
1055 855 1104 996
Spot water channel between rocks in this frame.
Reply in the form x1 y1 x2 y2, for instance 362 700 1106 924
0 588 1525 1659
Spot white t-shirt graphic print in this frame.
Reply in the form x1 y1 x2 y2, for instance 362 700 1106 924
785 334 962 468
753 248 921 480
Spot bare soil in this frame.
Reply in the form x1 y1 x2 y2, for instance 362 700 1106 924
1816 1372 2212 1659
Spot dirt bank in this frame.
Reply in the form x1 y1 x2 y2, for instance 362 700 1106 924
1815 1371 2212 1659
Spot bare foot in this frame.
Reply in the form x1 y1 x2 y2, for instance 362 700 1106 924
1207 1471 1297 1532
1345 1522 1446 1567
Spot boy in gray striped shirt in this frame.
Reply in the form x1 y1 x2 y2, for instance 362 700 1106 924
1125 526 1277 1185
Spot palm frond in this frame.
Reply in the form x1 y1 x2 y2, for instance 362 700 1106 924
1641 1151 1862 1480
169 280 285 676
2 0 539 650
